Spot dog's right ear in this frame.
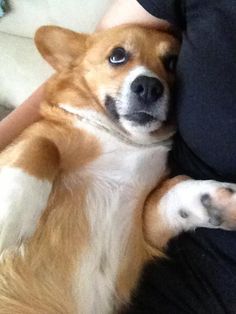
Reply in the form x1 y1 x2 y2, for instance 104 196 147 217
35 26 88 72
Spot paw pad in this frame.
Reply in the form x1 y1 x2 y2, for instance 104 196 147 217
179 209 189 219
200 193 211 207
201 193 223 226
225 187 235 194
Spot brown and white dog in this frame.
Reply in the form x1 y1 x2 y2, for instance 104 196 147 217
0 25 236 313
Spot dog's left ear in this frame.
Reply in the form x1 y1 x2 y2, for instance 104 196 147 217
35 26 88 72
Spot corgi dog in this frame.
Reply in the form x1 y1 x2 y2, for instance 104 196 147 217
0 25 236 313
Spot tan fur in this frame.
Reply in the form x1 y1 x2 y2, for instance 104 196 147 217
0 25 182 313
0 136 60 181
144 175 190 249
39 25 179 114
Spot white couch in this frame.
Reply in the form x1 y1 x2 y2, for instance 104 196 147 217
0 0 111 117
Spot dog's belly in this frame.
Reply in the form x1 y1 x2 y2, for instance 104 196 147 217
69 137 169 313
73 190 139 314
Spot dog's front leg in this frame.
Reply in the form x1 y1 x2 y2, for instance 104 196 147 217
144 176 236 250
0 136 59 252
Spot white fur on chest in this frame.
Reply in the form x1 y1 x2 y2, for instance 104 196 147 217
66 110 169 313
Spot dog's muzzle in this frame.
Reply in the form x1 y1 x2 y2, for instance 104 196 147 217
123 75 168 126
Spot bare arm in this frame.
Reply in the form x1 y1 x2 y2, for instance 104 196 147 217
0 0 168 152
97 0 169 30
0 84 45 151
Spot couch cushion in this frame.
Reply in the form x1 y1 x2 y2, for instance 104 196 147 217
0 32 52 107
0 0 112 109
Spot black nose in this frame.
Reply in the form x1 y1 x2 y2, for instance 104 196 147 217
130 76 164 103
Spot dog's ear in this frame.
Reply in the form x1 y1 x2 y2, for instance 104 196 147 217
35 26 88 71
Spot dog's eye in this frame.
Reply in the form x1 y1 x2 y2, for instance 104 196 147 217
109 47 129 66
162 54 178 73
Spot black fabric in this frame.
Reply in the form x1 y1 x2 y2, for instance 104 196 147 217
128 230 236 314
137 0 186 29
136 0 236 183
126 1 236 313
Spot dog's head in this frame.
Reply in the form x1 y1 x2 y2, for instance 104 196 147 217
35 25 180 143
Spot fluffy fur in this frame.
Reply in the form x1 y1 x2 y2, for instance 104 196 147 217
0 25 236 313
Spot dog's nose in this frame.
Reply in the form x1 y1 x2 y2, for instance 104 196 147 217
131 76 164 103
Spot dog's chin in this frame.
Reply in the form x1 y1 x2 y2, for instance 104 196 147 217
119 116 169 144
120 116 162 132
104 95 173 144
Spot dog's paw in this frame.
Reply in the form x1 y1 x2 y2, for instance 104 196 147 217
200 185 236 229
0 167 52 253
160 179 236 232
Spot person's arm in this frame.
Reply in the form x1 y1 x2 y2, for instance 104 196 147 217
0 0 168 152
0 84 45 151
97 0 169 30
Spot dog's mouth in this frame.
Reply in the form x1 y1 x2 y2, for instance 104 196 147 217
105 95 165 125
123 111 158 125
104 93 172 140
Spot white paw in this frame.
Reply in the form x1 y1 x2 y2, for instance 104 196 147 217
0 167 52 252
160 179 236 232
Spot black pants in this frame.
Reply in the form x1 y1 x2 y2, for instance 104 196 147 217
127 229 236 314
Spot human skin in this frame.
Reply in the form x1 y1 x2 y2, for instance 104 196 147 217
0 84 45 151
0 0 168 152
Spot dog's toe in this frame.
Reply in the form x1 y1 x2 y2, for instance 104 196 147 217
200 193 223 226
200 185 236 229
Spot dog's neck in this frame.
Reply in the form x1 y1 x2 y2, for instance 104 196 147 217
58 103 172 149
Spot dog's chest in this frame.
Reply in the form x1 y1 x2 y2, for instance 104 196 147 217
71 131 168 313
